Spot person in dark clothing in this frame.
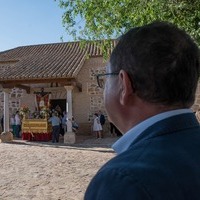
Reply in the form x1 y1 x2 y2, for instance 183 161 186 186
48 112 61 143
1 115 3 132
110 122 122 137
85 21 200 199
98 110 105 126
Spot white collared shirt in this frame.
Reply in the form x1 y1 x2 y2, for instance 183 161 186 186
15 114 21 125
112 109 193 155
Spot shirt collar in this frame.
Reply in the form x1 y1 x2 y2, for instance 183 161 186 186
112 109 193 155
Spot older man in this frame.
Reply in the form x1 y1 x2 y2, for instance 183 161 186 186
48 112 61 143
85 21 200 199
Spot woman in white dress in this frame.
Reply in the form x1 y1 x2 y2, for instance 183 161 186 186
93 113 102 138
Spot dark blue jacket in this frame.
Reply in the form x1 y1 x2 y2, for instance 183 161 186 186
99 114 105 125
85 113 200 199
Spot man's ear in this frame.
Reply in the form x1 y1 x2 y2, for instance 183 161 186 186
119 70 135 105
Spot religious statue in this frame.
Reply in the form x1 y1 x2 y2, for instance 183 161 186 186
34 88 51 111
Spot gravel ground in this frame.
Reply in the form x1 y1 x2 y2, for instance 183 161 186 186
0 136 119 200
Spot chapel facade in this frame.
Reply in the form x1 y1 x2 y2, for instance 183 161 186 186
0 41 200 138
0 41 116 136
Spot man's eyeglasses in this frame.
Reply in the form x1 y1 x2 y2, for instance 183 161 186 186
96 72 119 89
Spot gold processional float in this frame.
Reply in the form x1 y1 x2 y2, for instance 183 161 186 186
21 88 52 141
21 109 52 141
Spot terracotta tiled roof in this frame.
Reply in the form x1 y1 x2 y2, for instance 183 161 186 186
0 41 116 84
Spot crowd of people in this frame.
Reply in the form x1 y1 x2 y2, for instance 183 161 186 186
48 109 79 143
0 105 79 142
0 107 123 141
0 111 23 138
1 105 123 142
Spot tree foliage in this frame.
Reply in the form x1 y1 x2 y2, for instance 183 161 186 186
56 0 200 47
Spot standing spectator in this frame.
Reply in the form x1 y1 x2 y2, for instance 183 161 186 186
98 110 105 138
109 122 115 137
55 105 62 115
115 126 122 137
1 115 3 132
71 117 79 133
98 110 105 126
15 111 21 138
58 113 63 136
93 113 102 139
10 114 16 136
109 122 122 137
61 111 67 135
48 112 61 143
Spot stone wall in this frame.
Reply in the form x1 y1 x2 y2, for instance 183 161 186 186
73 57 107 135
0 88 23 117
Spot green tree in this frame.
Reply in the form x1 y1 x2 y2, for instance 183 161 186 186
56 0 200 46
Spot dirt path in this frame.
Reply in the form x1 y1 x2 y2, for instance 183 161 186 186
0 137 119 200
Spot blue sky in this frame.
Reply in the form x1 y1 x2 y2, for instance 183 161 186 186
0 0 73 52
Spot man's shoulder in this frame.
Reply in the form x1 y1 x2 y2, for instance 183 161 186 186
85 140 200 199
84 152 153 199
96 147 148 182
